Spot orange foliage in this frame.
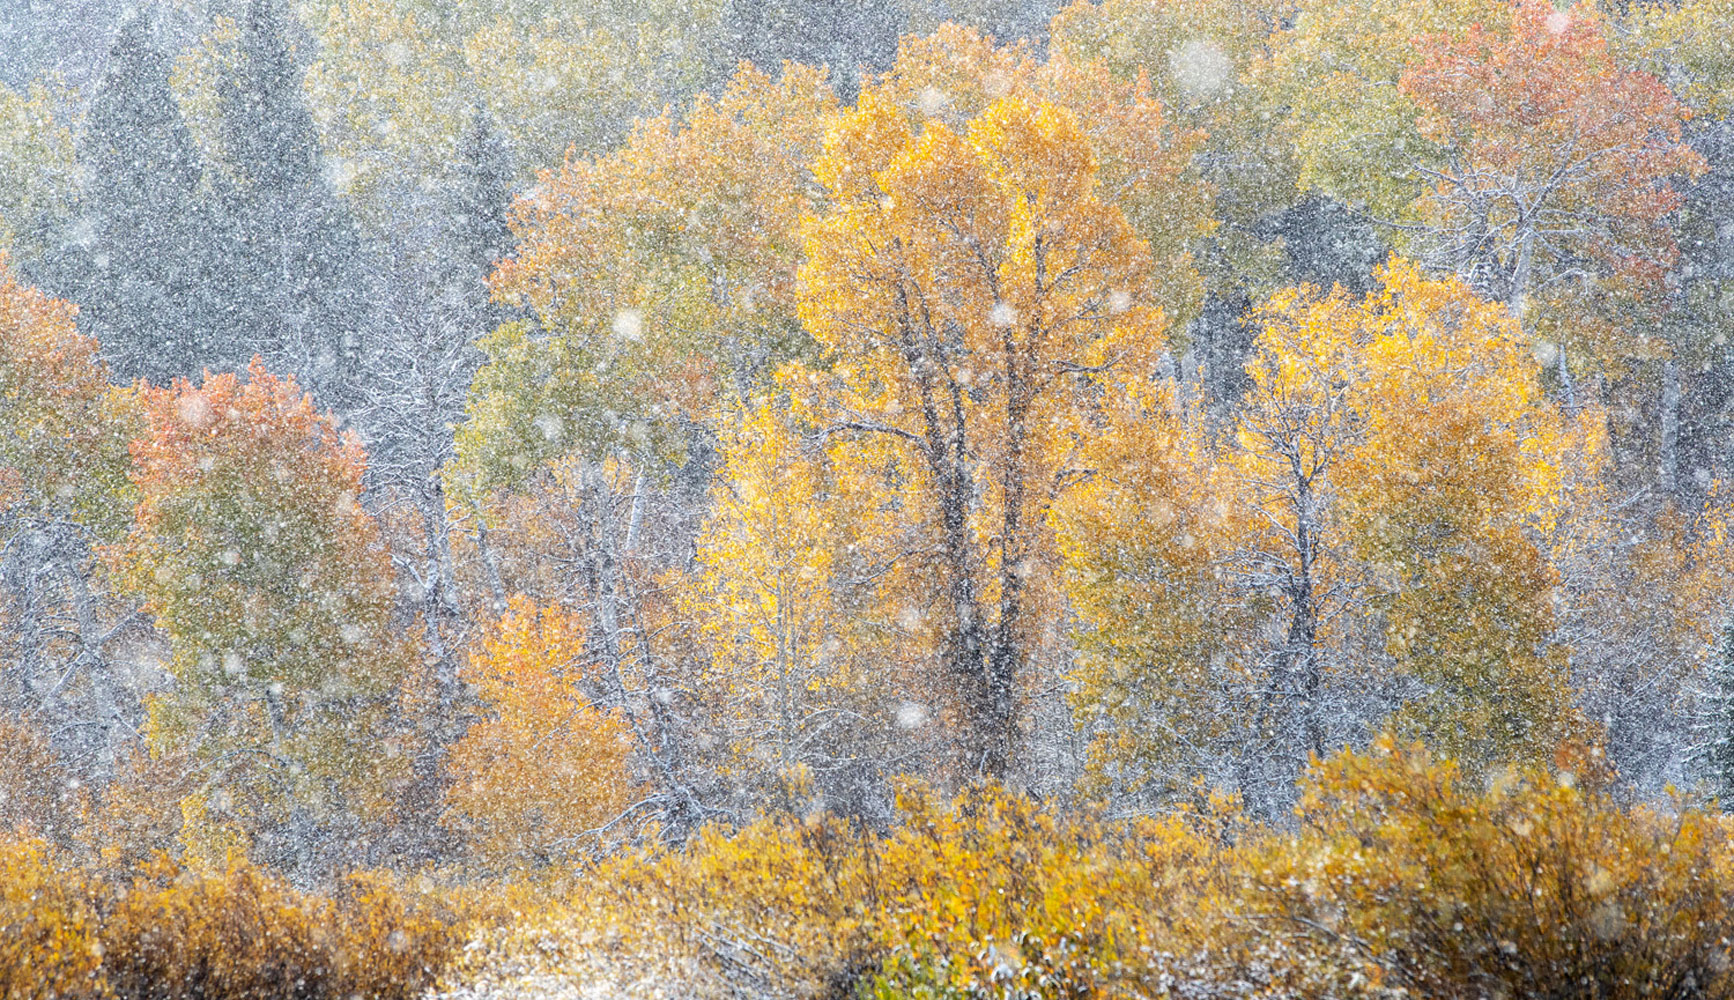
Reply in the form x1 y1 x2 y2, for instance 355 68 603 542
444 597 635 867
0 251 137 531
1400 1 1704 300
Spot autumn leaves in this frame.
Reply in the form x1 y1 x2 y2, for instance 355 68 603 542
3 0 1723 877
1061 264 1602 812
436 1 1725 836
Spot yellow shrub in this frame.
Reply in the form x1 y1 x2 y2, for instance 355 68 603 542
0 838 102 1000
98 856 461 1000
461 783 1253 999
0 841 462 1000
1247 736 1734 1000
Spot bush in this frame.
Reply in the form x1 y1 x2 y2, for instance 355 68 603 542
457 782 1268 1000
0 843 462 1000
0 837 103 1000
452 741 1734 1000
1246 736 1734 1000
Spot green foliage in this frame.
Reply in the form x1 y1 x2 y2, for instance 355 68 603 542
0 78 79 270
115 362 414 868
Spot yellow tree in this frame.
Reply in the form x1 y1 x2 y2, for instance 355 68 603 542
0 78 78 271
798 87 1174 778
444 597 634 867
1051 0 1304 299
1053 381 1261 804
1329 261 1586 769
445 66 839 832
680 401 924 805
302 0 468 241
1058 262 1593 808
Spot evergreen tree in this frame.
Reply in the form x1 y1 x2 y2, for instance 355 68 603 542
447 103 514 341
1689 621 1734 805
80 13 214 383
212 0 369 404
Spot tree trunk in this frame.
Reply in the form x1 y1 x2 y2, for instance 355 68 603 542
1661 357 1681 495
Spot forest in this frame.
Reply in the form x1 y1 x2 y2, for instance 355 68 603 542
8 0 1734 996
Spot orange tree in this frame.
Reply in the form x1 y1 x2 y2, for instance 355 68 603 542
443 597 635 869
1398 1 1704 392
115 360 413 873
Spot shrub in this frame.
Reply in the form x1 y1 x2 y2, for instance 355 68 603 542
98 856 462 1000
458 783 1259 1000
0 841 462 1000
1246 736 1734 1000
0 838 103 1000
451 742 1734 1000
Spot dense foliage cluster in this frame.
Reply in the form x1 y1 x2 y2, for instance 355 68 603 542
7 0 1734 993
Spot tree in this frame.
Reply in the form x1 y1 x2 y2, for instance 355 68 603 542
458 0 726 174
1052 0 1385 416
447 102 515 340
79 13 216 384
115 360 411 876
1325 261 1583 770
1398 0 1705 399
679 402 914 816
211 0 370 403
1269 0 1505 225
443 597 635 867
796 86 1175 778
0 255 147 806
0 77 79 281
450 61 838 505
1689 620 1734 804
301 0 468 242
1058 262 1591 811
1052 380 1258 805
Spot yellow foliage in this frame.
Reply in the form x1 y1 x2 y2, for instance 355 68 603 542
1247 736 1734 999
0 840 461 1000
681 401 912 792
449 741 1734 1000
465 782 1245 999
794 47 1187 773
1060 261 1597 807
0 838 102 1000
444 597 636 867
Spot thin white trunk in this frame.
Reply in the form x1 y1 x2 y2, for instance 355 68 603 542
1661 357 1681 494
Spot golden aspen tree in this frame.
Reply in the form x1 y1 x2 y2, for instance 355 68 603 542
680 401 921 803
1053 381 1260 804
797 87 1172 777
1329 261 1586 768
1061 262 1594 807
